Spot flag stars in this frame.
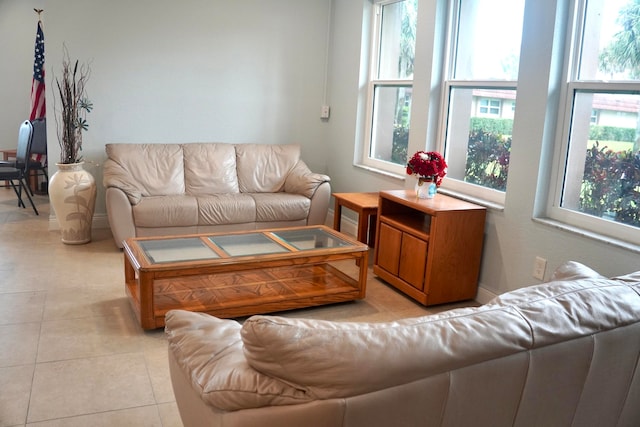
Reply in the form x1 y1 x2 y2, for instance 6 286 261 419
32 22 45 83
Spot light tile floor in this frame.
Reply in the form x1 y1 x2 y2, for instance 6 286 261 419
0 186 476 426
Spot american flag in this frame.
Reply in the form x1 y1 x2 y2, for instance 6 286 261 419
29 20 45 120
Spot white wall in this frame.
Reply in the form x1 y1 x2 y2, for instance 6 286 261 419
2 0 638 296
1 0 331 215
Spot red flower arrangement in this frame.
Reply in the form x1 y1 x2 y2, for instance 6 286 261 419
406 151 447 186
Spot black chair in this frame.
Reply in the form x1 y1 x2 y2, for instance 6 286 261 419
0 118 48 195
0 121 39 215
28 118 48 194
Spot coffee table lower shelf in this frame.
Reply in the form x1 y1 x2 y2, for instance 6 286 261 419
126 263 363 329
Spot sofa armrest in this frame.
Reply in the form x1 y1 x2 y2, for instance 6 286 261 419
284 161 330 199
105 187 136 248
102 158 143 205
165 310 311 411
307 181 331 225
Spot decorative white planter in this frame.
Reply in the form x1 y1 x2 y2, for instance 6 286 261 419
49 162 97 244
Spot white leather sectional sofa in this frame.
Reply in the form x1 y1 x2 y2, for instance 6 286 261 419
102 143 331 248
165 261 640 427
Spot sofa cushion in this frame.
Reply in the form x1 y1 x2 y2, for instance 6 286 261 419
240 306 531 400
549 260 606 281
105 143 185 196
240 262 640 400
249 193 310 222
486 261 607 308
197 194 256 225
133 195 199 227
183 143 239 195
236 144 300 193
614 270 640 287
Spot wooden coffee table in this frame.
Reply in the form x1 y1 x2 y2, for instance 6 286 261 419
122 225 369 329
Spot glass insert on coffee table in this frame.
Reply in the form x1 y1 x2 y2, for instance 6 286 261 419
122 225 369 329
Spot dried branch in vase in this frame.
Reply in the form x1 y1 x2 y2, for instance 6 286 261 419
54 48 93 164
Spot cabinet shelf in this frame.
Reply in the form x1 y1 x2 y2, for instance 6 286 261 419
373 190 486 306
379 214 430 240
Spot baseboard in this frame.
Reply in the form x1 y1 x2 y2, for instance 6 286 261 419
475 285 498 305
326 208 358 239
48 213 110 231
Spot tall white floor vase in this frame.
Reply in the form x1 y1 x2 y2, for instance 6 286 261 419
49 162 97 245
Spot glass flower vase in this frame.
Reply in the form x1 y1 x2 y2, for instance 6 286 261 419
415 177 437 199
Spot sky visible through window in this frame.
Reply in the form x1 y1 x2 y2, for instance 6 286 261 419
464 0 626 81
599 0 627 46
462 0 524 80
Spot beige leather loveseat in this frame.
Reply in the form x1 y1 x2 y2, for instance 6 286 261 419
103 143 330 248
165 261 640 427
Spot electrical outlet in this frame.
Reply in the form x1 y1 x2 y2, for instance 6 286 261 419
533 256 547 280
320 105 330 119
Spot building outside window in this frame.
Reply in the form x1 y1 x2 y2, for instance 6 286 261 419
478 98 501 116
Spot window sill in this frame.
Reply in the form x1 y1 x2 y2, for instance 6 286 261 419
533 217 640 254
437 188 505 212
354 163 407 181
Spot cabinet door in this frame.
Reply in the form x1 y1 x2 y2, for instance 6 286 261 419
399 233 427 290
376 222 402 275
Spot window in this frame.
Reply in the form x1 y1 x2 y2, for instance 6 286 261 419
441 0 525 204
363 0 417 174
550 0 640 242
478 98 501 116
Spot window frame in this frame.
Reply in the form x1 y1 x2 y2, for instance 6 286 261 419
440 81 517 205
437 0 524 206
549 82 640 244
546 0 640 245
361 0 416 176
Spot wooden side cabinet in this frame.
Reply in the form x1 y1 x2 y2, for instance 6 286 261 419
373 190 486 306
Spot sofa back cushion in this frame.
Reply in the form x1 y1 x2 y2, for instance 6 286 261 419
235 144 300 193
183 143 239 194
105 143 185 196
241 306 530 400
240 263 640 401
